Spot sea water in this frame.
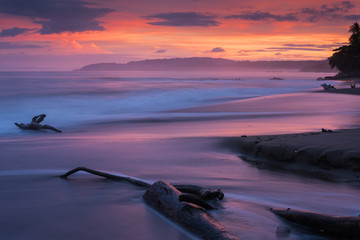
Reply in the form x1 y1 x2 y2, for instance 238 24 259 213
1 70 360 240
0 70 330 136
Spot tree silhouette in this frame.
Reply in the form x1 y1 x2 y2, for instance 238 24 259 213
328 22 360 77
349 22 360 45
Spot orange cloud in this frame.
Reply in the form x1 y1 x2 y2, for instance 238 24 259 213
0 0 359 69
54 39 111 54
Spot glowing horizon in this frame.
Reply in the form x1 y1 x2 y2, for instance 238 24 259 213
0 0 359 70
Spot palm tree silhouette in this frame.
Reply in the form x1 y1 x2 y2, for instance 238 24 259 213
349 22 360 45
328 22 360 77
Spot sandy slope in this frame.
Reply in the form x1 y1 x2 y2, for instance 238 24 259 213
235 128 360 182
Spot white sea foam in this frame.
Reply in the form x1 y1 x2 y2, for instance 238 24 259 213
0 70 328 136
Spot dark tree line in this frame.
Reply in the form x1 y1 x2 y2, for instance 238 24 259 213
328 22 360 78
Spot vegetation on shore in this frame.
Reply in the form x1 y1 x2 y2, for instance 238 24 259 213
328 22 360 78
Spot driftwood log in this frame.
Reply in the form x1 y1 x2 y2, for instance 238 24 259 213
60 167 240 240
321 83 336 90
144 181 240 240
15 114 62 133
271 208 360 238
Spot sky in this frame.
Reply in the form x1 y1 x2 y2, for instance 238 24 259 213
0 0 359 70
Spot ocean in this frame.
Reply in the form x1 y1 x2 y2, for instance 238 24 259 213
1 70 359 240
1 70 356 136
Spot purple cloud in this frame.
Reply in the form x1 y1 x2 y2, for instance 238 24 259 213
227 1 357 22
155 49 167 53
210 47 225 52
144 12 220 27
227 11 298 22
0 42 45 49
0 27 33 37
345 14 360 21
237 43 343 53
0 0 114 34
267 47 325 51
283 43 344 48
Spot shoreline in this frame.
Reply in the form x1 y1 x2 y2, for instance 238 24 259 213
231 128 360 182
316 87 360 95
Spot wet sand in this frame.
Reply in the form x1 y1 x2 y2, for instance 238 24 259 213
233 128 360 182
173 91 360 115
167 90 360 137
3 130 360 240
169 88 360 182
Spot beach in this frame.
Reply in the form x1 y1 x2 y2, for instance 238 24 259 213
233 128 360 182
3 0 360 238
1 71 360 240
174 86 360 181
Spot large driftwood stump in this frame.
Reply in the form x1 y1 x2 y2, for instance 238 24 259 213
60 167 240 240
144 181 240 240
271 208 360 238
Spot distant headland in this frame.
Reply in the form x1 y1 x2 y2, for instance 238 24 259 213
76 57 335 72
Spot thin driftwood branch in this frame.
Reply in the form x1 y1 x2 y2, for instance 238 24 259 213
271 208 360 237
60 167 151 187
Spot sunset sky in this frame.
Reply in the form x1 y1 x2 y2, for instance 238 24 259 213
1 0 359 70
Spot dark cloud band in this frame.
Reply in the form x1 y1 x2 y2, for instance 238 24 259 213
227 11 298 22
238 43 344 53
227 1 357 22
0 42 45 49
0 27 33 37
267 47 325 52
144 12 220 27
0 0 114 34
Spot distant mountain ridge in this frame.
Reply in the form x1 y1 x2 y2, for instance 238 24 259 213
77 57 335 72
